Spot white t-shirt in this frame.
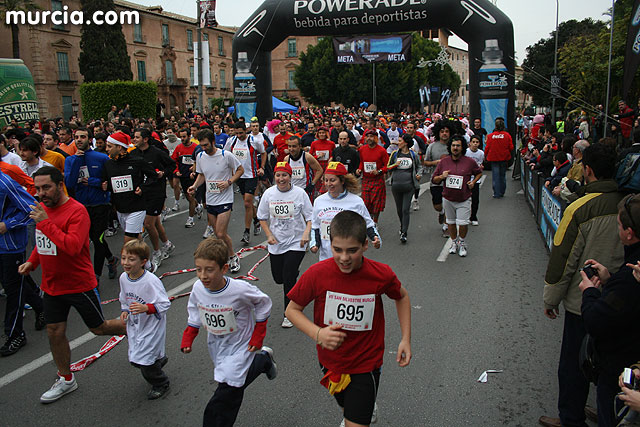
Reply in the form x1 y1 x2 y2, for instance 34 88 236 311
186 277 272 387
2 151 21 166
224 136 265 179
257 185 313 254
312 191 377 261
349 128 361 143
119 271 171 365
195 149 241 206
465 149 485 167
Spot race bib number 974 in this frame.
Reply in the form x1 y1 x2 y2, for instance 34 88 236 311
323 291 375 331
446 174 464 190
198 305 237 336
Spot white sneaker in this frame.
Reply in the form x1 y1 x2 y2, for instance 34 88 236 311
185 217 195 228
442 223 450 238
203 226 214 239
412 200 419 211
161 207 171 222
458 241 468 257
261 346 277 380
152 251 163 270
449 239 459 254
228 255 240 273
471 220 479 226
171 200 180 211
195 204 203 219
161 241 175 259
281 317 293 328
40 375 78 403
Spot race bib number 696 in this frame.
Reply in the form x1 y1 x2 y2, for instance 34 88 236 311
198 305 237 336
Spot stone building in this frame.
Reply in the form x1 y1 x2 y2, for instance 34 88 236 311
0 0 235 120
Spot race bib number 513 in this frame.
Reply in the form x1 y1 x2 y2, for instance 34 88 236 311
323 291 375 331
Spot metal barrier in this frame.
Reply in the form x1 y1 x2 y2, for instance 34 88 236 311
519 156 568 251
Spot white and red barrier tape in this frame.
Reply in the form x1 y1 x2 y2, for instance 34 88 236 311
72 245 269 371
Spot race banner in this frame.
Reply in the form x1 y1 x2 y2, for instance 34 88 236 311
199 0 218 29
333 34 411 64
623 0 640 99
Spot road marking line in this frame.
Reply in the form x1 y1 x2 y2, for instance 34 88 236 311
0 242 267 390
437 237 453 262
418 182 431 197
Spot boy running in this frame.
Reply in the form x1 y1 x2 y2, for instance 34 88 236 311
286 210 412 427
119 240 171 400
181 238 277 426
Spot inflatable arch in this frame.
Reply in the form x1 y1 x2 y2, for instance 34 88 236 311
232 0 514 136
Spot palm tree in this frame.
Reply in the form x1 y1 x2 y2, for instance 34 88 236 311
0 0 41 59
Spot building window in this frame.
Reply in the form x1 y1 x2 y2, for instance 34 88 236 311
287 38 297 57
162 24 169 46
51 0 65 30
62 96 73 120
137 60 146 82
288 70 296 90
187 29 193 51
190 66 194 86
220 69 226 89
133 22 143 42
56 52 70 80
218 36 224 56
165 60 174 85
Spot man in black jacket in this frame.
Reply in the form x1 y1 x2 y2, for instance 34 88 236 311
578 194 640 427
132 128 176 271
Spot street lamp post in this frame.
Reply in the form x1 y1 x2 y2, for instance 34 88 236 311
551 0 559 125
196 0 204 113
604 0 615 136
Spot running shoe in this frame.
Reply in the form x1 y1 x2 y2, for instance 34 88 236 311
104 227 117 237
253 195 260 208
107 256 119 279
162 241 175 259
261 346 278 380
35 311 46 331
281 317 293 328
147 383 170 400
253 221 262 236
228 255 240 273
442 223 450 238
151 251 162 272
0 288 5 297
412 200 420 211
471 220 479 226
400 232 407 244
0 332 26 357
171 200 180 211
203 226 215 239
24 303 32 310
458 241 468 257
234 185 240 194
195 204 203 219
161 207 170 223
40 375 78 403
185 217 195 228
241 230 250 244
141 229 149 240
449 239 459 254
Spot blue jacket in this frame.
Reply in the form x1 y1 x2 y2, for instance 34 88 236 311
64 150 110 206
0 172 35 253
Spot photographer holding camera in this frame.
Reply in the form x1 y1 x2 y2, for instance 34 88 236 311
578 193 640 427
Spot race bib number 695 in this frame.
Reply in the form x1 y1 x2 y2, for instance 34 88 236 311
323 291 375 331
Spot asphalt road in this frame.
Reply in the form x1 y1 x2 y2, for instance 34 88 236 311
0 173 599 426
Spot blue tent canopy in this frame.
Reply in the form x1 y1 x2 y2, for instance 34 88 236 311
229 96 297 114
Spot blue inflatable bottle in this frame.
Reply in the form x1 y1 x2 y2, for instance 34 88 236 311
478 39 508 129
234 52 257 121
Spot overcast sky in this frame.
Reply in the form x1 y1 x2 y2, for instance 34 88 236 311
136 0 614 63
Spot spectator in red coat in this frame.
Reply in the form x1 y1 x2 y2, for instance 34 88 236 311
615 99 635 142
485 117 514 198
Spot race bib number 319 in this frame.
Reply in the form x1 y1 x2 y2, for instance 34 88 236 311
323 291 375 331
111 175 133 193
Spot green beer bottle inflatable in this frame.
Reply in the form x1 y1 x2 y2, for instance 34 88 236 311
0 59 39 127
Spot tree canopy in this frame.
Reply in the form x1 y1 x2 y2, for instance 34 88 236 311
294 34 460 111
78 0 132 82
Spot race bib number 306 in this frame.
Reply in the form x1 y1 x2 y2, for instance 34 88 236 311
206 180 223 194
198 305 237 335
323 291 375 331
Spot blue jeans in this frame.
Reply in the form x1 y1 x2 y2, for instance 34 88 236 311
491 161 507 197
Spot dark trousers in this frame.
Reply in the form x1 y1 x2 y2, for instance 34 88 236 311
596 371 619 427
470 183 480 221
203 351 271 427
391 184 413 234
558 311 589 427
1 252 43 337
87 205 114 277
269 250 306 310
131 357 169 387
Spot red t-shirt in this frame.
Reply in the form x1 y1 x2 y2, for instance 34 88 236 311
310 139 335 170
28 197 97 296
274 132 294 162
358 144 389 178
287 257 403 374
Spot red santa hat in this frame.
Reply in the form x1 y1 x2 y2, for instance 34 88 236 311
107 131 130 148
